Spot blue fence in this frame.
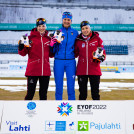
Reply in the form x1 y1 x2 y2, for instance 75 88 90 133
104 45 128 55
0 44 128 55
0 44 18 54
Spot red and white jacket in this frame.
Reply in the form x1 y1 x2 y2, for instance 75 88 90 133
75 32 106 76
18 28 53 76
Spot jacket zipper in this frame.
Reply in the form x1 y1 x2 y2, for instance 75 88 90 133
65 29 68 59
41 35 44 76
86 40 88 75
78 36 96 75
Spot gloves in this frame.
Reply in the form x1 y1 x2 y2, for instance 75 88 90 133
54 30 64 43
93 47 105 63
20 34 31 47
93 54 105 63
49 30 64 44
97 55 105 62
50 36 57 47
18 40 24 51
18 33 32 51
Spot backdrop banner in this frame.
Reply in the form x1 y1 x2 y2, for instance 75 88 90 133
1 23 134 31
0 101 133 134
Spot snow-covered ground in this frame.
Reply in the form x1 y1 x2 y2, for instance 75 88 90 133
1 52 134 92
0 54 134 92
0 78 134 92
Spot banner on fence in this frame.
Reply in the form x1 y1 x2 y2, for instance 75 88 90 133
1 24 134 31
118 67 134 73
101 66 118 72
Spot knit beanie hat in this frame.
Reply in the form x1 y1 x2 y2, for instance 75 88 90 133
36 18 46 27
62 12 72 21
80 21 90 28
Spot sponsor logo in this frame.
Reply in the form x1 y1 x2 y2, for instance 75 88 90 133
78 121 89 131
45 121 76 131
27 102 36 110
72 75 75 79
89 41 97 46
9 65 26 70
29 79 34 84
25 102 36 117
57 102 72 116
77 105 107 115
101 66 118 72
66 121 76 131
77 121 121 131
89 122 121 130
45 121 55 131
55 121 66 131
44 41 50 46
6 121 30 132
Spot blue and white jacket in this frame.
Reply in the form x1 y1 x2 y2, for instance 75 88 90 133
51 26 78 60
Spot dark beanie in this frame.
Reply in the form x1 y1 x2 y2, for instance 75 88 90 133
80 21 90 28
36 18 46 27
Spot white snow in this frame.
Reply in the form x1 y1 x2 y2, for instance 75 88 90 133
101 72 134 79
0 79 134 92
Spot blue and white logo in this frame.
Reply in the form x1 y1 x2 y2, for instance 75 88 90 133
66 121 76 131
45 121 55 131
26 102 37 117
55 121 66 131
27 102 36 110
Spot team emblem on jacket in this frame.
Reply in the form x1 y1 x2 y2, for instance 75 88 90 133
82 43 85 48
71 31 73 35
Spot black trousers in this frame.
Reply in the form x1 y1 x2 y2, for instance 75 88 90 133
78 75 100 100
25 76 50 100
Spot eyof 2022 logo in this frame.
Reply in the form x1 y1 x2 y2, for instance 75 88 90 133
57 102 73 116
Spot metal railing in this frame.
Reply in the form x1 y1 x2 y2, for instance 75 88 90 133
101 61 134 66
0 39 129 45
0 60 134 66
